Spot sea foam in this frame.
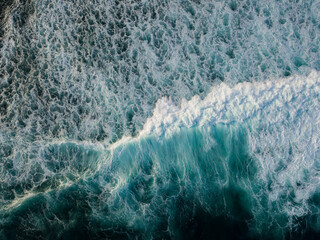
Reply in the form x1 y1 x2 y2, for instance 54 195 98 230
131 70 320 138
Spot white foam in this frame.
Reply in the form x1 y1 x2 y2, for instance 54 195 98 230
138 70 320 138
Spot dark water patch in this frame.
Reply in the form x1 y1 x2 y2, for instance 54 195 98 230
1 123 320 239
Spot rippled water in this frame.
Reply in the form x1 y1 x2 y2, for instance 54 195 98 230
0 0 320 239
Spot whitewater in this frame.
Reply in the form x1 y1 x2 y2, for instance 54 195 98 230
0 0 320 239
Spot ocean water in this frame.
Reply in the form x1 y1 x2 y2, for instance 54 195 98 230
0 0 320 239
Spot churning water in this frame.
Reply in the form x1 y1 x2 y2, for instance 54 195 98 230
0 0 320 239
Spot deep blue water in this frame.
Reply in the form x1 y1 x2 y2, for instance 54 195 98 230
0 0 320 239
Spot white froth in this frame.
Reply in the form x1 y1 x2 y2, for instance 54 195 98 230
139 71 320 137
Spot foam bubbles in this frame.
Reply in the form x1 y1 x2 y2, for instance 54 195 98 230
0 0 319 238
139 71 320 138
0 0 319 147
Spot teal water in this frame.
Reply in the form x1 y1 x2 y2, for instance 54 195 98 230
0 0 320 239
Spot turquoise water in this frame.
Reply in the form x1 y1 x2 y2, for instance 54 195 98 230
0 0 320 239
